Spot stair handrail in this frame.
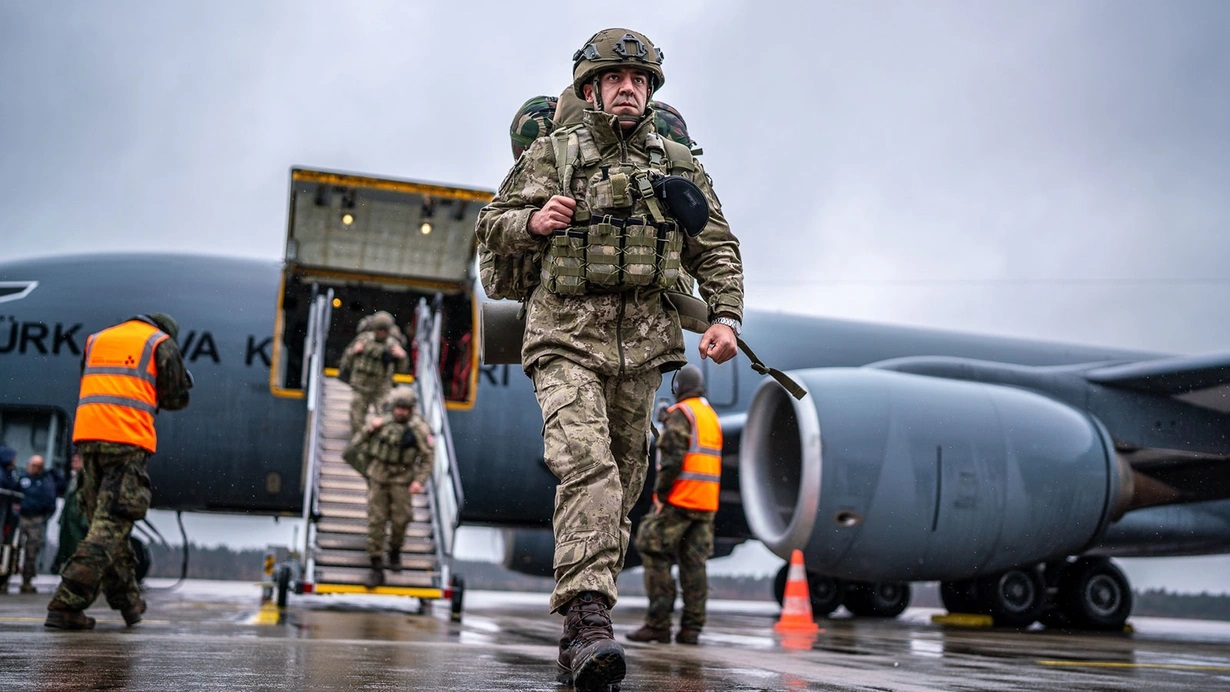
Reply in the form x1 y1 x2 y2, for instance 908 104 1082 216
298 286 333 580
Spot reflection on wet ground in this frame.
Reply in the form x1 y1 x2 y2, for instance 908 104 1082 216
0 578 1228 690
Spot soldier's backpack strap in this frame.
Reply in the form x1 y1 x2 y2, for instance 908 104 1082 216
657 136 698 175
663 291 807 401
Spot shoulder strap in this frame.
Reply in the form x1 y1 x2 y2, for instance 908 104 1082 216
659 136 697 174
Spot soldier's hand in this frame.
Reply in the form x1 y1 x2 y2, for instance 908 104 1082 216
390 344 407 360
528 196 577 236
352 341 365 354
652 498 663 514
699 323 738 364
409 481 424 494
367 417 385 432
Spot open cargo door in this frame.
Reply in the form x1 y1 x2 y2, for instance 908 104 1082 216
271 167 492 408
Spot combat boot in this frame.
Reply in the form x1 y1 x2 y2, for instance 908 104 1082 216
45 603 96 631
564 591 625 692
625 624 671 643
121 598 147 627
387 548 401 572
675 628 701 645
556 611 580 686
364 557 385 589
19 581 37 594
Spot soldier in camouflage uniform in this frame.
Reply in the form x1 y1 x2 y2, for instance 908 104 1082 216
345 388 435 589
338 311 409 434
47 313 192 630
627 365 720 645
477 28 743 691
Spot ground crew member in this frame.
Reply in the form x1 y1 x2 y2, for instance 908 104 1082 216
339 311 408 434
627 364 721 645
476 28 743 691
345 388 434 589
16 455 64 593
46 313 191 630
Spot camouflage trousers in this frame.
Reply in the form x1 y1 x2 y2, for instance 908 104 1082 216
531 356 661 613
50 448 150 613
366 480 413 559
634 505 715 631
18 514 48 583
349 383 392 435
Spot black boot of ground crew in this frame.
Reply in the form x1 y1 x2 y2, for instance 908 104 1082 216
564 592 625 692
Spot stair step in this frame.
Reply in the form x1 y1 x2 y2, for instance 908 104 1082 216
314 551 437 571
317 518 433 538
315 533 435 554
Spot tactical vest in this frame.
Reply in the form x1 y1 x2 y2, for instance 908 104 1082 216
663 397 722 512
478 123 698 302
542 125 697 296
72 320 169 453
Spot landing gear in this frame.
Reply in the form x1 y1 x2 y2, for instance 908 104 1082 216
842 581 910 618
939 557 1132 631
1056 557 1132 631
772 565 845 616
449 574 465 623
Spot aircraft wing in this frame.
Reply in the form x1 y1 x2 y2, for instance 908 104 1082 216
1084 351 1230 413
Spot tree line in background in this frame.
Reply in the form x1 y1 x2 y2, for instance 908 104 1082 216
43 541 1230 622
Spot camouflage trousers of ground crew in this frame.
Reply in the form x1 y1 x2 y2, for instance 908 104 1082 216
349 383 392 435
634 505 715 631
366 480 413 559
531 355 661 613
19 514 49 584
50 448 150 613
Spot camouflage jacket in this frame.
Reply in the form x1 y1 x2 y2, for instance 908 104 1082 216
350 414 435 485
77 337 191 457
339 332 407 393
476 109 743 376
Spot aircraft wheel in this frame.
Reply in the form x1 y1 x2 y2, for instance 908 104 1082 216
940 579 981 614
772 565 845 616
979 567 1044 628
842 581 911 618
450 574 465 623
1058 557 1132 631
130 536 151 583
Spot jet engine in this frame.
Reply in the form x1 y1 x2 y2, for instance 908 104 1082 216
740 368 1127 582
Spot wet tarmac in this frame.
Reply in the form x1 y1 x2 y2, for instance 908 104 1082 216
1 577 1228 690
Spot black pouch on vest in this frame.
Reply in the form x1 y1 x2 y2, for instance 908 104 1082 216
401 429 419 450
651 175 709 236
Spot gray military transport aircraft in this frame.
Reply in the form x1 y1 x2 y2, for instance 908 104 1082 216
1 167 1228 631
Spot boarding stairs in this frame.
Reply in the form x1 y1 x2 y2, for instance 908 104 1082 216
285 289 463 610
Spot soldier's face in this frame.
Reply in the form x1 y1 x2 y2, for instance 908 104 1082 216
586 67 649 126
374 328 389 342
393 405 411 422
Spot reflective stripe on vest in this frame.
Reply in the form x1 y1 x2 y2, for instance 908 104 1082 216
665 397 722 512
72 320 168 453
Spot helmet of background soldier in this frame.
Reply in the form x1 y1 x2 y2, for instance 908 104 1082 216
572 28 665 99
369 311 395 331
671 364 705 401
510 95 559 159
390 388 418 410
145 313 179 342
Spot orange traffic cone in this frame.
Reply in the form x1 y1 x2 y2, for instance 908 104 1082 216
775 549 820 634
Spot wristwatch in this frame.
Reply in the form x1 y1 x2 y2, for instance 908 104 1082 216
712 317 742 337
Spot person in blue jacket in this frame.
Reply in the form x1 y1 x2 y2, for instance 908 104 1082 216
16 455 65 594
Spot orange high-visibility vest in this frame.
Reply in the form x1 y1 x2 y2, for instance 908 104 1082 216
72 320 169 453
664 397 722 512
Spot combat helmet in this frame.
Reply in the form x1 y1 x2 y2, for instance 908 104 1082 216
671 364 705 400
572 28 665 100
390 388 418 410
369 311 395 331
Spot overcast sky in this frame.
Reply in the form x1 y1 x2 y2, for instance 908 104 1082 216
6 2 1230 592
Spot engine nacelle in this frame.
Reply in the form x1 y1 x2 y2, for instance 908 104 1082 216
740 368 1124 582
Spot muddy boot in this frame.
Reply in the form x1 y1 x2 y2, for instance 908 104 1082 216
121 598 147 627
20 581 37 594
44 607 95 634
675 628 701 645
387 549 401 572
626 624 671 643
565 591 625 692
364 557 385 589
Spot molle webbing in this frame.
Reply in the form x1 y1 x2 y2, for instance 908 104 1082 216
544 215 682 295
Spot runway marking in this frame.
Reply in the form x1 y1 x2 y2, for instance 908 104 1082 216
1038 660 1230 672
